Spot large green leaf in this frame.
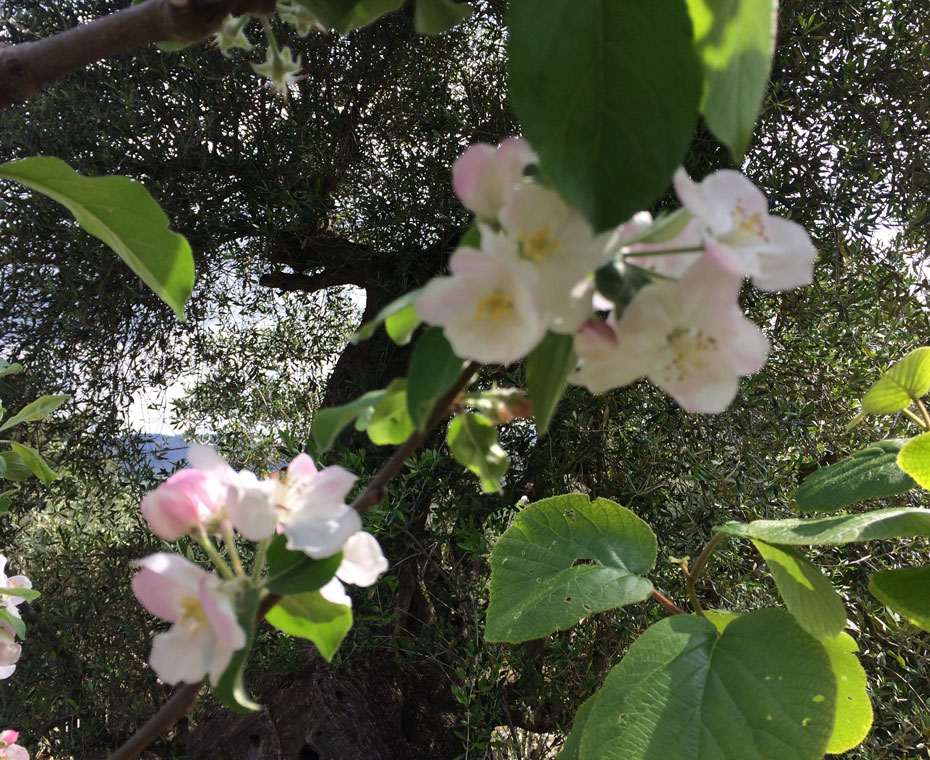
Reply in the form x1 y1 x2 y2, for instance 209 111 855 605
266 591 352 661
752 540 846 640
524 331 574 436
296 0 403 32
486 495 656 642
312 388 387 452
265 535 343 596
685 0 778 157
896 432 930 489
351 289 423 344
0 608 26 639
0 452 31 482
794 439 916 512
0 157 194 320
446 412 508 493
406 328 466 429
560 692 598 760
716 507 930 545
508 0 701 231
415 0 472 34
868 565 930 632
860 346 930 415
213 587 261 713
0 394 69 432
0 586 39 603
822 633 873 754
0 360 22 378
9 442 56 484
366 380 415 445
579 609 836 760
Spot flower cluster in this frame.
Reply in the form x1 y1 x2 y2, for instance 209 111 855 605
0 730 28 760
133 446 387 686
416 139 817 413
0 555 31 680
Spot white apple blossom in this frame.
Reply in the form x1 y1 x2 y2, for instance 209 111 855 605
0 629 21 680
0 555 31 615
0 730 28 760
318 531 389 606
673 168 816 291
616 210 704 279
452 138 537 223
572 258 769 413
132 553 246 686
416 244 546 365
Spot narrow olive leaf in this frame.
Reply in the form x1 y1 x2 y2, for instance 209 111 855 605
296 0 403 32
716 507 930 545
486 494 656 642
524 331 575 436
407 328 466 429
0 587 40 603
897 432 930 489
752 539 846 640
352 289 423 344
822 633 873 754
312 388 387 451
214 587 261 714
446 412 508 493
0 157 194 320
366 380 415 445
265 535 343 596
868 565 930 632
579 610 836 760
0 608 25 639
415 0 472 34
794 439 916 512
0 360 22 378
0 394 69 432
559 692 598 760
860 346 930 415
9 442 56 484
265 591 352 662
0 457 6 479
0 452 31 482
685 0 778 157
508 0 701 231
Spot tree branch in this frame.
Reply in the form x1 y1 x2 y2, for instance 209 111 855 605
0 0 276 110
258 269 367 293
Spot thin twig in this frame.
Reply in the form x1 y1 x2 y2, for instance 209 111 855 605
684 532 727 616
651 588 686 616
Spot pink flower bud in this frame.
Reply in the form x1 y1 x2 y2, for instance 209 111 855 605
140 469 223 541
0 730 18 746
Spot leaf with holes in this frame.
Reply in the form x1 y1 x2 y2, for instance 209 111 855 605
868 565 930 632
578 609 836 760
486 494 656 642
860 346 930 415
794 439 916 512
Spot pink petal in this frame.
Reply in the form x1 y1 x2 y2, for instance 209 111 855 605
198 576 246 652
287 452 318 480
132 553 207 623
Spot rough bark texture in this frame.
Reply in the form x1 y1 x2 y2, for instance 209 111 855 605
187 652 462 760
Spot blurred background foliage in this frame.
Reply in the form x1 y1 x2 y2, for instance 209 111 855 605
1 0 930 757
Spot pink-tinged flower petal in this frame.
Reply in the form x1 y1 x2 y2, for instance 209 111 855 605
198 576 246 652
4 743 29 760
0 630 21 669
318 576 351 607
752 216 817 291
141 469 220 541
301 466 358 515
452 138 536 222
336 532 388 587
0 730 19 745
0 664 15 680
225 470 278 541
207 638 236 687
186 443 231 477
674 168 729 233
285 506 361 559
287 452 318 481
132 553 207 623
149 625 214 685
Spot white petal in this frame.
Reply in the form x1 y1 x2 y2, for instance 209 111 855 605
318 577 351 607
336 532 388 587
226 470 278 541
149 626 213 685
284 506 361 559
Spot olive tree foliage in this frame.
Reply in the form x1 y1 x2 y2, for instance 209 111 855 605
1 0 930 757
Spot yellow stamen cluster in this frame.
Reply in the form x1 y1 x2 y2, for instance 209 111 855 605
519 226 560 262
473 291 514 322
180 596 208 628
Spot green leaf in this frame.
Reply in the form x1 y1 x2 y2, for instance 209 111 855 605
486 494 656 642
860 346 930 415
685 0 778 157
716 507 930 545
0 456 5 479
593 262 651 310
619 208 693 246
415 0 472 34
822 633 873 754
0 496 10 515
366 380 415 445
296 0 404 32
794 439 916 512
752 540 846 640
0 608 25 639
0 394 69 431
897 432 930 489
560 692 598 760
0 452 31 482
868 565 930 632
406 328 466 429
312 388 387 452
351 289 423 344
579 609 836 760
266 591 352 662
384 304 421 345
704 608 740 633
8 442 56 484
265 535 343 596
0 586 39 602
446 412 508 493
524 331 574 436
213 587 260 713
0 157 194 320
0 360 22 378
508 0 701 231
